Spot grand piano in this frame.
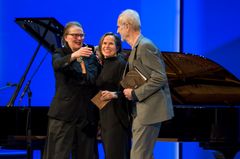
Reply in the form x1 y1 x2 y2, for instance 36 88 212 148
159 52 240 159
1 18 240 159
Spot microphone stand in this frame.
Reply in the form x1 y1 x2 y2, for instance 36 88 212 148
7 20 52 159
18 50 48 159
26 88 32 159
20 81 32 159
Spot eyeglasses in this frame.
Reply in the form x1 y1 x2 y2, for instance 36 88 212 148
67 33 85 38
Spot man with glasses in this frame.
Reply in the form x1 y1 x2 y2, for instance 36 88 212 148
117 9 174 159
43 21 100 159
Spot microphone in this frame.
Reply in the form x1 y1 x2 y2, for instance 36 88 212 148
77 56 83 63
19 81 31 102
0 82 17 91
6 82 17 87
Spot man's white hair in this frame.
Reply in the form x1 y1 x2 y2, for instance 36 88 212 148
119 9 141 31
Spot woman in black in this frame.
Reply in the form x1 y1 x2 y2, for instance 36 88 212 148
43 21 100 159
96 32 131 159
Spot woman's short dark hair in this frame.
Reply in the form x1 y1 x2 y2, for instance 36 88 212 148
98 32 122 59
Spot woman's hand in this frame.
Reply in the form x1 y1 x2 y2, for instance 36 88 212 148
100 90 118 101
71 46 93 61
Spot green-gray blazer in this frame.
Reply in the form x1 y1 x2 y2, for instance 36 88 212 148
128 35 174 125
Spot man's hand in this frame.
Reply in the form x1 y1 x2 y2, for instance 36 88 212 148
123 88 133 100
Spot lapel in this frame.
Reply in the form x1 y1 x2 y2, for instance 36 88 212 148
122 35 144 79
128 48 135 69
128 34 144 69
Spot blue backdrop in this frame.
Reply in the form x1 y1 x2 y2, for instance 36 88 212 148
1 0 240 159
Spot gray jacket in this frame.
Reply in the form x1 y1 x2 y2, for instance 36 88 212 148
129 35 174 125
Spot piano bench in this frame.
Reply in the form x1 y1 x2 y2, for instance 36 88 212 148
157 138 180 142
1 135 47 158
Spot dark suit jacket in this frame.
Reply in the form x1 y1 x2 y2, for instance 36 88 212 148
48 46 101 124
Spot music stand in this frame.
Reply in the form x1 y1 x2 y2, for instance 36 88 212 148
7 17 64 159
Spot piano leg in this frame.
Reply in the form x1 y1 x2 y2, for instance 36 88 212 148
200 141 240 159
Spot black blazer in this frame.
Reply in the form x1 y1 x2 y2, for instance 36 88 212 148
48 46 101 123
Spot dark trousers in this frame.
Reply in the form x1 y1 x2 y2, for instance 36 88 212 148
100 106 131 159
42 118 98 159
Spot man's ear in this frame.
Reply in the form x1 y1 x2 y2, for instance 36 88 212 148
125 23 130 29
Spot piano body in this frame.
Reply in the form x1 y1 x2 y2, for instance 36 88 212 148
1 18 240 159
159 52 240 159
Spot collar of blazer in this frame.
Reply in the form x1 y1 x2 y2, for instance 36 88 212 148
132 34 144 60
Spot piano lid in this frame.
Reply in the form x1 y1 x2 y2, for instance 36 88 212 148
15 17 64 53
162 52 240 106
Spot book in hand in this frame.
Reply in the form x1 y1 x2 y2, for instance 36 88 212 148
91 91 110 110
120 67 148 89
